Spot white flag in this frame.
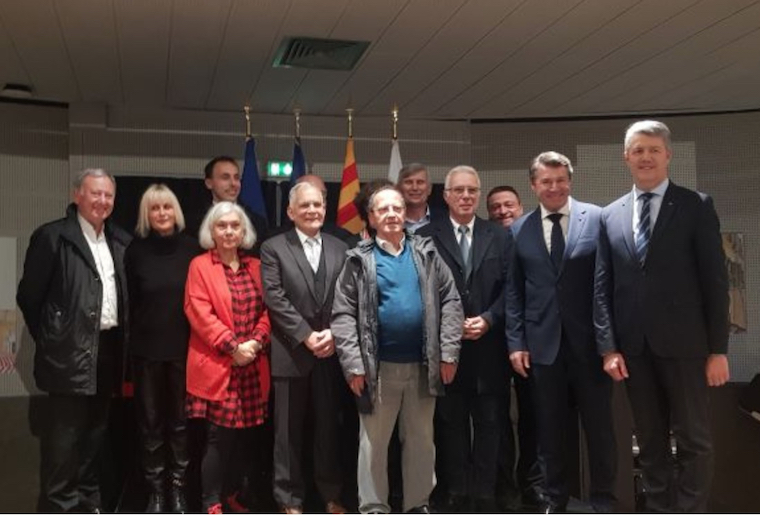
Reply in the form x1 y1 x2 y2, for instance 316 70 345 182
387 139 403 183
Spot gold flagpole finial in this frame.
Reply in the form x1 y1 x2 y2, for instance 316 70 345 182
244 105 251 139
294 108 302 139
391 105 399 141
346 108 354 139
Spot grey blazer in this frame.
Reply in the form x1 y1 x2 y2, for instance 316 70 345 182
260 229 348 377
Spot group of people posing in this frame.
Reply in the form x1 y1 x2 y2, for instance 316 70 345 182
17 119 730 514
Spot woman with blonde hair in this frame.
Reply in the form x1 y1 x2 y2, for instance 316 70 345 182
125 183 200 513
184 201 271 514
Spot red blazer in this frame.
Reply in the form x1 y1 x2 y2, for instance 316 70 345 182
184 251 271 401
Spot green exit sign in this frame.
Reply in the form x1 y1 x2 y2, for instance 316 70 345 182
267 161 293 178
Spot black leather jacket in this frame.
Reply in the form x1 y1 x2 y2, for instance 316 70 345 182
17 204 131 395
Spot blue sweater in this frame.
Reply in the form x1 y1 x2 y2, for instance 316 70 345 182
374 243 425 362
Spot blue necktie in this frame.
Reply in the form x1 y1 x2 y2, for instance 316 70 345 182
636 192 653 264
458 225 471 279
548 213 564 269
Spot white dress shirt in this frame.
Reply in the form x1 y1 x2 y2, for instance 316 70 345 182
296 228 322 272
78 214 119 330
539 197 572 253
632 178 669 239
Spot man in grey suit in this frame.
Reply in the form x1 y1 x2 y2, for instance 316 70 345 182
594 120 729 512
261 181 349 514
507 152 616 513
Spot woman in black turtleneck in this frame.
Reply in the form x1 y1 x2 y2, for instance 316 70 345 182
125 184 201 513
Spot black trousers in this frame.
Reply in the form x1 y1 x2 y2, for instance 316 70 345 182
201 422 261 510
272 358 344 508
496 375 543 501
531 341 617 510
437 389 503 500
132 357 188 491
625 345 712 513
38 329 119 513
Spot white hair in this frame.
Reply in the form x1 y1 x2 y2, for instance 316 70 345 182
198 201 256 250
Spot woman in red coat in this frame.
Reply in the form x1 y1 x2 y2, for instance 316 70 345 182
184 201 271 514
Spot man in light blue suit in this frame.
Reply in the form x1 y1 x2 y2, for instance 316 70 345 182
506 151 616 513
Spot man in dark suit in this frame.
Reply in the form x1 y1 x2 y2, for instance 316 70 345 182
487 186 544 511
418 166 511 513
594 120 729 513
260 181 349 514
507 152 616 513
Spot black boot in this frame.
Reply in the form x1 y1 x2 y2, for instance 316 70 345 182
169 479 188 513
146 491 165 513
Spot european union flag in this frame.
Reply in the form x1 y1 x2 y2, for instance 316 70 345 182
290 136 306 185
240 136 268 223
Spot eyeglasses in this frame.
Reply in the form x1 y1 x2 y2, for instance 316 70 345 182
445 186 481 196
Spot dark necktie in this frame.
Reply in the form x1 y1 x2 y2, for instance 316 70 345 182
636 192 653 265
548 213 564 269
458 225 471 279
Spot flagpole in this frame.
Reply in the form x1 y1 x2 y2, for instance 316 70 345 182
294 108 301 139
391 105 398 141
346 108 354 139
244 105 252 140
387 105 403 183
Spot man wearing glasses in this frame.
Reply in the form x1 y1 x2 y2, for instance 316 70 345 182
418 166 512 512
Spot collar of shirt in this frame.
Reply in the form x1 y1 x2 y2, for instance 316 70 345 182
633 178 669 200
210 249 252 269
375 234 406 257
632 178 669 233
539 196 572 220
404 205 430 226
539 197 572 251
450 216 475 242
295 228 322 247
77 213 105 243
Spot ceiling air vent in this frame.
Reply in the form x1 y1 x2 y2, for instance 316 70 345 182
272 37 370 71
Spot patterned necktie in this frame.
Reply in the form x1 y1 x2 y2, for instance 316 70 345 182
548 213 564 269
305 238 319 272
458 225 472 279
636 193 653 265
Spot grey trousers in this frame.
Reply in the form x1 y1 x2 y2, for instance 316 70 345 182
357 361 437 513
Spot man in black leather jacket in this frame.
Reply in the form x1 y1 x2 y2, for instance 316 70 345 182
17 168 131 513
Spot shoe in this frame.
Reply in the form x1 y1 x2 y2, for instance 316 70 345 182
440 494 469 513
280 505 303 514
169 481 188 513
207 503 223 514
406 506 431 514
522 489 544 508
540 501 566 514
146 492 165 513
326 500 347 514
473 497 497 513
225 491 250 513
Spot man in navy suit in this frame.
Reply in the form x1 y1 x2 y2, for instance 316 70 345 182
418 166 511 512
594 120 729 512
507 152 616 513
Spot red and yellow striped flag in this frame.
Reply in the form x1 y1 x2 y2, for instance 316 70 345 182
337 137 363 233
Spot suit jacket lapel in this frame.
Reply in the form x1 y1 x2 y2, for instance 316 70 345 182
649 183 677 248
619 192 637 262
470 217 493 278
526 210 553 267
562 202 587 275
437 218 466 274
285 230 318 301
322 237 343 304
